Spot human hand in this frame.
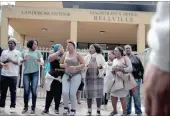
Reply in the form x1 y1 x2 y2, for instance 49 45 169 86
6 58 13 63
36 58 41 62
25 54 30 60
144 64 170 116
2 63 9 70
98 64 103 69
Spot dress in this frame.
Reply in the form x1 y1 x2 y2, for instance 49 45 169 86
85 57 104 99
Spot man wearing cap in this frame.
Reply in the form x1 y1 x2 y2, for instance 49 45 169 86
0 38 23 113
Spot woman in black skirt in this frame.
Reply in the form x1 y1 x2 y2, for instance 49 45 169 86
42 44 64 114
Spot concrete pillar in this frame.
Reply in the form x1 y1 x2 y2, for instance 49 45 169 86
0 17 8 48
137 24 146 53
70 21 78 45
14 31 25 47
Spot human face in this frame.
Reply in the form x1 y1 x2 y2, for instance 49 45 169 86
67 42 74 52
32 41 38 50
108 52 115 61
125 45 132 55
114 48 121 58
89 45 96 54
8 41 15 50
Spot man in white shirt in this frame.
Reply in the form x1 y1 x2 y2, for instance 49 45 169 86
144 2 170 116
0 38 23 113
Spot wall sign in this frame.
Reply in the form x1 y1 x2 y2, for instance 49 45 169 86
89 10 137 23
21 10 70 16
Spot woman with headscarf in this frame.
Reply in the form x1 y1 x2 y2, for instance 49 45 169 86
42 44 65 114
21 40 44 114
60 40 85 115
83 44 106 116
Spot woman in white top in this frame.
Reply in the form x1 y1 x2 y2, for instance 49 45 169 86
102 51 116 110
109 46 133 116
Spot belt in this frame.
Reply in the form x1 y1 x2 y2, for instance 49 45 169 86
65 72 81 81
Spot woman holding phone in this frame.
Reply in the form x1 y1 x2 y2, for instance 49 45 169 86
21 40 44 114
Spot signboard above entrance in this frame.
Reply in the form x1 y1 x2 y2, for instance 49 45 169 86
21 10 70 16
89 10 137 23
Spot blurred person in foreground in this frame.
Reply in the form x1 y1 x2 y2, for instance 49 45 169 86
144 2 170 116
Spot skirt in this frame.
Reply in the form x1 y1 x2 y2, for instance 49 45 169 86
111 88 129 98
85 78 104 99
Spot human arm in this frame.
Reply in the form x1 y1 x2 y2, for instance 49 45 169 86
59 53 67 68
37 51 44 65
122 56 133 73
136 56 144 80
144 2 170 116
48 50 62 62
75 53 85 70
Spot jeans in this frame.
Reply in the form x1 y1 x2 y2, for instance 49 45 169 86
126 79 142 115
0 76 17 108
23 71 39 109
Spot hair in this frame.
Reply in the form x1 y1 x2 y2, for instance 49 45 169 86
91 44 103 54
0 47 3 56
110 50 115 55
67 40 76 48
27 40 38 49
124 45 132 49
115 46 124 56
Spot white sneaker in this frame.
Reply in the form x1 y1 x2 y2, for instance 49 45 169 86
101 105 104 110
63 109 69 115
0 107 5 113
70 111 76 116
10 107 16 113
104 105 107 110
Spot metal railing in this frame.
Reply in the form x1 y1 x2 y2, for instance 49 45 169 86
4 46 145 100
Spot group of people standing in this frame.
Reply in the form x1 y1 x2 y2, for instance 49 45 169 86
0 38 144 116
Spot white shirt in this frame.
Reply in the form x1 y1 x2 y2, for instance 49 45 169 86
104 60 114 93
147 2 170 72
0 49 22 77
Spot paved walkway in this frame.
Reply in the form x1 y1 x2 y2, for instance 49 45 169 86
0 85 146 115
0 98 146 116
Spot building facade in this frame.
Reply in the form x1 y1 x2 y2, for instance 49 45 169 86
0 1 156 53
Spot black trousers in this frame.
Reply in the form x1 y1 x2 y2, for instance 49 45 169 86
102 93 108 105
45 80 62 111
0 76 17 108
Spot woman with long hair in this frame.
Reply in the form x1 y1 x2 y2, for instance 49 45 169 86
42 44 65 114
21 40 44 114
60 40 85 115
84 44 106 116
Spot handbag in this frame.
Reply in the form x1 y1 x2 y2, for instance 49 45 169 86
121 56 137 91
